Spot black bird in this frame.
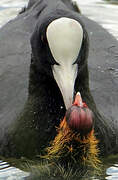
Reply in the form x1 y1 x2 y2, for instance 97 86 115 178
0 0 118 159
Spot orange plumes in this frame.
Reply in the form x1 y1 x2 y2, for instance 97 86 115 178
43 117 101 170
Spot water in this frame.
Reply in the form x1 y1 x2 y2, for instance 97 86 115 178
0 0 27 28
78 0 118 40
106 165 118 180
0 161 29 180
0 0 118 179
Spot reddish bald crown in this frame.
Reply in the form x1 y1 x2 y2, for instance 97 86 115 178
66 92 93 135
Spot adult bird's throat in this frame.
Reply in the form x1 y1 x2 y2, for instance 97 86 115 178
47 17 83 109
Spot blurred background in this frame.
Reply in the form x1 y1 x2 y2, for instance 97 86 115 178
0 0 118 39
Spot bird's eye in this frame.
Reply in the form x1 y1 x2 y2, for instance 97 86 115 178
41 35 47 44
41 35 44 42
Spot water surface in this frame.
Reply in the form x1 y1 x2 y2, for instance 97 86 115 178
78 0 118 40
0 0 27 28
0 160 29 180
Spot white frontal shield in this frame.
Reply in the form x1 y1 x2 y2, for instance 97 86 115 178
47 17 83 109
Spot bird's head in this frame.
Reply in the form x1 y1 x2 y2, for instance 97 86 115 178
31 16 89 109
30 15 92 135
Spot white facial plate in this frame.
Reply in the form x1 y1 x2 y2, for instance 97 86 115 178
46 17 83 109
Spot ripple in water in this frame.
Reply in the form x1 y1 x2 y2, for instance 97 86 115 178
106 165 118 179
0 160 29 180
0 0 28 28
78 0 118 40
